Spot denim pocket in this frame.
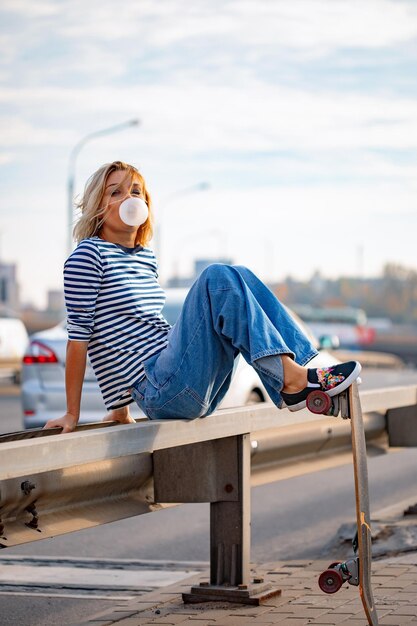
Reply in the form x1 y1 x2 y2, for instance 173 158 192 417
146 387 207 420
130 385 144 403
143 353 168 390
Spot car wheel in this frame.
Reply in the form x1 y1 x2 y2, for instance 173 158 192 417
245 389 264 405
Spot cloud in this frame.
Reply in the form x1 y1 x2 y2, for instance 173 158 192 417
0 151 16 166
2 81 417 158
1 0 417 304
1 0 59 17
46 1 417 52
0 117 74 147
2 0 417 89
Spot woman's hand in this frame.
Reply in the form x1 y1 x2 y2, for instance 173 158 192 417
102 408 136 425
43 413 78 434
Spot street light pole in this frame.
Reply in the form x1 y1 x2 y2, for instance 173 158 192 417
67 119 140 257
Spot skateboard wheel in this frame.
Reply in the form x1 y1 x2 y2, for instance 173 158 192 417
307 390 332 414
318 568 344 594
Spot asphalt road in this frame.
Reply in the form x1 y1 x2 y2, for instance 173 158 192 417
1 369 417 625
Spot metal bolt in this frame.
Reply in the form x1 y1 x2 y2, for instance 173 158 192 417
21 481 36 495
25 503 39 529
25 517 39 530
238 584 248 590
224 483 234 493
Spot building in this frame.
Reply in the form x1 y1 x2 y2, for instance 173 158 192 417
0 261 20 313
47 289 65 315
167 257 233 288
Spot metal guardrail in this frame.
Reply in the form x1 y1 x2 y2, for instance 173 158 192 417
1 384 416 550
1 383 417 601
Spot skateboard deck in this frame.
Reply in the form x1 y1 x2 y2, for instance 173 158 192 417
348 382 378 626
313 383 379 626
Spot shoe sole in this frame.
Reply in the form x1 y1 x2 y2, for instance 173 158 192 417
284 361 362 412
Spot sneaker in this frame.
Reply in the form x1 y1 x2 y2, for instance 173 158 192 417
281 361 362 412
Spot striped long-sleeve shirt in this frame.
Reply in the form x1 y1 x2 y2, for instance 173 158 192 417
64 236 171 409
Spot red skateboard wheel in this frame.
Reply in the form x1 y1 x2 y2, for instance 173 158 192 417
307 390 332 414
318 568 344 594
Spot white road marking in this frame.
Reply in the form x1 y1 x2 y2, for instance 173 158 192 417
0 590 137 600
0 564 198 590
0 557 205 599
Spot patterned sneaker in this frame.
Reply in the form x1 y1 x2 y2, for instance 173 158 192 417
281 361 362 412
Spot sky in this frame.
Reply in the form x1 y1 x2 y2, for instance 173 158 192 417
1 0 417 307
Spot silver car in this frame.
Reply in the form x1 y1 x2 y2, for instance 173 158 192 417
21 289 337 428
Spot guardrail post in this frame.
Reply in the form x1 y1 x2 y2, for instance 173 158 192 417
153 434 281 604
387 405 417 446
209 433 250 588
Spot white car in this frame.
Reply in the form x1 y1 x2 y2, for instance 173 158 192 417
21 288 337 428
0 313 29 383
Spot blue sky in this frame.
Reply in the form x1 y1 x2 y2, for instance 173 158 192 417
1 0 417 306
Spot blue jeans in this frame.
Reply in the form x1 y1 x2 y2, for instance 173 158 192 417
131 264 318 420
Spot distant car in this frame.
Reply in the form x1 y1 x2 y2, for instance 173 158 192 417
0 312 29 383
21 288 338 428
292 305 376 349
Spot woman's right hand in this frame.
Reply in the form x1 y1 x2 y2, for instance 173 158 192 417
45 340 88 435
43 413 78 434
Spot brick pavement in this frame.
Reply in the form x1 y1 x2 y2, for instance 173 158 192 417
78 555 417 626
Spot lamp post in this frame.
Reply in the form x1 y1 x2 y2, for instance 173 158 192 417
155 181 210 278
67 119 140 256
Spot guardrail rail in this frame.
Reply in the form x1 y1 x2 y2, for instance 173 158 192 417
1 384 417 603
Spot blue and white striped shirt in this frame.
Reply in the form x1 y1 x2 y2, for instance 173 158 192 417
64 236 171 409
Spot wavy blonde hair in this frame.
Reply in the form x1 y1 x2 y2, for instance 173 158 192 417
73 161 153 246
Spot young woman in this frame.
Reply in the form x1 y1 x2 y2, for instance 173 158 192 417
44 161 361 433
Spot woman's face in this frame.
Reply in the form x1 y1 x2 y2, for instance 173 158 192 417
100 169 144 234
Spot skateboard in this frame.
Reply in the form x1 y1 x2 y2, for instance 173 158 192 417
307 382 379 626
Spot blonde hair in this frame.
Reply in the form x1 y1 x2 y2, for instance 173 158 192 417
73 161 154 246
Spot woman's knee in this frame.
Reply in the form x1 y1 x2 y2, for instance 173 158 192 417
199 263 235 285
196 264 255 294
232 264 253 277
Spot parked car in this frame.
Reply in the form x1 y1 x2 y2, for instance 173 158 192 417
0 312 29 383
21 288 338 428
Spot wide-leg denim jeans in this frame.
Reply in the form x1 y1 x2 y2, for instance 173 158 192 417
131 264 318 420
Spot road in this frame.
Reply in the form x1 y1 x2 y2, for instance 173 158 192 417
0 369 417 625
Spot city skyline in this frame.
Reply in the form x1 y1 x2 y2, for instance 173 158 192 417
1 1 417 306
2 253 413 313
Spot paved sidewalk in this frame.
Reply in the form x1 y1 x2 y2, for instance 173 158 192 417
79 554 417 626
